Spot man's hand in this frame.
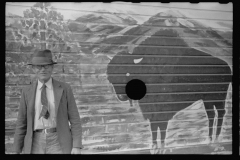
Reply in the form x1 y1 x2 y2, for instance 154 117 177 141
71 147 81 154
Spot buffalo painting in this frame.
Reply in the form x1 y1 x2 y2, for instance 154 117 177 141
5 2 232 154
106 44 232 153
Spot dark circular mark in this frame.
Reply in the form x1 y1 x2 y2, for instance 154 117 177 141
125 79 146 100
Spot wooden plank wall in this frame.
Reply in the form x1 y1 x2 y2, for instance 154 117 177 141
5 2 232 154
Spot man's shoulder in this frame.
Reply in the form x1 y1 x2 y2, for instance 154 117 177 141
52 78 71 88
22 82 35 92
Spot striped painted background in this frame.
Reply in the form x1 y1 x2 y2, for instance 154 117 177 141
5 2 232 154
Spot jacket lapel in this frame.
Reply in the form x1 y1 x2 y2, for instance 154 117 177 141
27 81 38 128
52 78 63 116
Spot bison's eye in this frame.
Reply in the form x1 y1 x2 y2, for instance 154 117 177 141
133 58 143 64
126 73 130 76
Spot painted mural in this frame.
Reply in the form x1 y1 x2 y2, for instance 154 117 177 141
5 2 232 154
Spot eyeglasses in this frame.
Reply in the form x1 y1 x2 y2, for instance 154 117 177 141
32 64 52 70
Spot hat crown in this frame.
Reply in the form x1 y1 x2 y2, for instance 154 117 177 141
28 49 57 65
35 50 53 59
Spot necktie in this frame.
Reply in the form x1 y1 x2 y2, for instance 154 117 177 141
39 83 50 119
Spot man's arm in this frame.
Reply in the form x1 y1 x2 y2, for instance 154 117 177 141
12 89 28 153
66 84 83 149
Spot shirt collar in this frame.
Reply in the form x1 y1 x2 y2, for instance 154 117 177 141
37 78 53 90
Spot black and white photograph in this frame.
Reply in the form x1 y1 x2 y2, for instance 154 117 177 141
5 2 232 154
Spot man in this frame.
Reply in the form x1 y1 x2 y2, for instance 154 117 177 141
13 49 83 154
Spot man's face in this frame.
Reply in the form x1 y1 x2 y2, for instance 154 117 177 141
32 64 54 83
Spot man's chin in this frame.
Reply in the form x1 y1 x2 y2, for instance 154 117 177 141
38 76 51 83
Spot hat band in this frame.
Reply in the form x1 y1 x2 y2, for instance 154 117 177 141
31 57 55 65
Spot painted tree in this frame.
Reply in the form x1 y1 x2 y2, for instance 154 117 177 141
22 2 68 51
6 2 80 54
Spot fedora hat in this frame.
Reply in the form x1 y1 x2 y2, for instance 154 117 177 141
27 49 57 65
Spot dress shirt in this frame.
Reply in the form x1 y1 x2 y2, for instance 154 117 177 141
34 78 56 130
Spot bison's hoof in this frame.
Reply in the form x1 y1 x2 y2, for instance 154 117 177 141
150 143 159 154
214 137 223 143
210 140 221 150
159 148 168 154
214 146 225 152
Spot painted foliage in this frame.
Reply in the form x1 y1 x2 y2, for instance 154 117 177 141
5 2 232 154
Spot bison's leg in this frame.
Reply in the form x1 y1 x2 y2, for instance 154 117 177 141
214 101 226 142
158 121 168 154
150 121 158 145
149 121 159 154
149 121 168 154
159 121 168 148
204 102 215 143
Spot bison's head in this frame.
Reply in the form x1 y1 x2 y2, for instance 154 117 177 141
106 52 145 106
106 48 232 108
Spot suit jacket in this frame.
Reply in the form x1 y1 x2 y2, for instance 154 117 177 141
13 78 83 154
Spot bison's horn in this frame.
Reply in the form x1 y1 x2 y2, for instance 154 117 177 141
133 58 143 64
107 55 113 60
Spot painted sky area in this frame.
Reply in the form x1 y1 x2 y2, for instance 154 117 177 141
6 2 232 30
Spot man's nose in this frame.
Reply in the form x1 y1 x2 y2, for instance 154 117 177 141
39 66 47 71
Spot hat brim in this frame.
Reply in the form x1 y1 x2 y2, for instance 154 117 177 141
28 53 57 65
27 62 57 65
